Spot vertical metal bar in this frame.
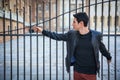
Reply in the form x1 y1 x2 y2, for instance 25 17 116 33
107 0 111 80
69 0 71 80
10 9 12 80
35 0 39 80
42 1 45 80
16 8 19 80
23 6 26 80
62 0 64 79
69 0 71 30
94 0 97 30
8 26 9 34
49 0 52 80
55 0 58 80
29 6 32 80
75 0 77 13
82 0 84 12
101 0 104 80
114 0 117 80
2 0 4 8
16 1 18 80
88 0 90 28
3 10 6 80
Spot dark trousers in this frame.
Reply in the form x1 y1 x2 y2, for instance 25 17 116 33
74 71 96 80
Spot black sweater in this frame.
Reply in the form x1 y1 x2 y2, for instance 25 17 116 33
74 31 96 74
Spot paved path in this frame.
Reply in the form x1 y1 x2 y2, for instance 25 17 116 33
0 35 120 80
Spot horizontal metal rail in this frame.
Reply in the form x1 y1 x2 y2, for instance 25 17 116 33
0 34 120 36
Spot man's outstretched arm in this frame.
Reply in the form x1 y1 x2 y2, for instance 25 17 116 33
31 26 69 41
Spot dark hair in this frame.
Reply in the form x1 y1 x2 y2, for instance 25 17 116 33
73 12 89 27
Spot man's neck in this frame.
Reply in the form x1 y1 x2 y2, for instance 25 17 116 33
78 26 89 35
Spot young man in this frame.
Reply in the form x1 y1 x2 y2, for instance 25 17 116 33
32 12 112 80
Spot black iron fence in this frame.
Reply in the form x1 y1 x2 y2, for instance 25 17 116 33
0 0 120 80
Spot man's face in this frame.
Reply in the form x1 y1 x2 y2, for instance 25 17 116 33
72 18 80 31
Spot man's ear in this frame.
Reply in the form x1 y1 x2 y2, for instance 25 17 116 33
78 21 83 26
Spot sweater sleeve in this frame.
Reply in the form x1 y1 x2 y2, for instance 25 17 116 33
99 33 112 60
42 30 69 41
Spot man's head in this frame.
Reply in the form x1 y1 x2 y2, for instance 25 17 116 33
73 12 89 26
72 12 89 30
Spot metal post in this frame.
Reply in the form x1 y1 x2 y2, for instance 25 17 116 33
8 26 9 34
35 0 39 80
42 1 45 80
101 0 104 80
114 0 117 80
82 0 84 12
62 0 65 80
3 10 6 80
23 6 26 80
16 8 19 80
49 0 52 80
10 9 12 80
69 0 71 80
29 5 32 80
95 0 97 30
107 0 111 80
88 0 90 28
55 0 58 80
75 0 77 13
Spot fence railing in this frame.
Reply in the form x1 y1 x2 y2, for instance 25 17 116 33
0 0 120 80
